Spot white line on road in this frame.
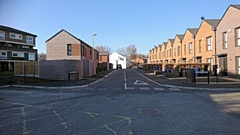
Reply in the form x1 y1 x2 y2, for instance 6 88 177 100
169 88 181 91
154 88 165 91
140 87 150 90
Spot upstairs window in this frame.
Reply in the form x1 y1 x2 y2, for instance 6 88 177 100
67 44 72 55
223 32 227 49
199 40 202 53
189 42 193 54
0 31 5 39
207 36 212 51
236 27 240 46
26 36 33 44
10 33 22 40
177 46 180 56
184 44 186 55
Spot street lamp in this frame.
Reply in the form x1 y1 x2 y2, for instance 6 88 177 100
92 33 97 60
92 33 97 75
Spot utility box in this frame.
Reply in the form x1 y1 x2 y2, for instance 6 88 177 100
186 69 196 83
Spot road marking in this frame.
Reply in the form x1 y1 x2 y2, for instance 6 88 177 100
140 87 150 90
126 87 135 90
112 88 122 90
169 88 181 91
85 88 94 90
154 88 165 91
133 69 161 85
134 80 149 85
125 83 127 90
98 88 107 90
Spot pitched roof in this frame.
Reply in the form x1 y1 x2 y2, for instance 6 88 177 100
0 25 37 37
231 4 240 10
45 29 93 48
169 39 174 44
176 34 184 41
187 28 199 35
163 42 167 46
205 19 220 27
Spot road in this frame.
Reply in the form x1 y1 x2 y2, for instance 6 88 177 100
1 69 240 135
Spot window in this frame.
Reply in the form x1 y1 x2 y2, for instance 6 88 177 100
199 40 202 53
0 51 7 59
207 36 212 51
28 53 35 60
189 42 193 54
177 46 180 56
169 49 172 57
223 32 227 49
174 48 176 57
184 44 186 55
236 27 240 46
100 56 102 61
12 52 24 57
189 59 193 63
26 36 33 44
67 44 72 55
237 57 240 75
118 56 124 61
22 45 30 49
10 33 22 40
0 31 5 39
90 50 92 55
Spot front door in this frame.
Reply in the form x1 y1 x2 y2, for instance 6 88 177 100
219 57 227 76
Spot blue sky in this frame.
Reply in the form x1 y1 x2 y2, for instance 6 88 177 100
0 0 239 55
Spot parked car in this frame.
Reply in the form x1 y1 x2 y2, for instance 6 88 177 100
116 64 122 69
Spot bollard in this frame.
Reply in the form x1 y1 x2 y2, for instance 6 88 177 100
207 71 209 84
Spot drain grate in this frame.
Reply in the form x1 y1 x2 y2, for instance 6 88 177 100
138 108 162 116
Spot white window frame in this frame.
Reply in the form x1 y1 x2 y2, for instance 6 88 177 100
0 31 5 40
223 32 227 49
236 27 240 46
189 42 193 54
237 57 240 75
12 51 24 58
26 36 33 44
10 33 22 40
207 36 212 51
0 51 7 59
28 53 35 60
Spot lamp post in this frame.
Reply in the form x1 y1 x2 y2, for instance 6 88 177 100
92 33 97 74
92 33 97 60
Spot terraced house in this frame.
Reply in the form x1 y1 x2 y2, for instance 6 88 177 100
0 25 38 75
148 4 240 78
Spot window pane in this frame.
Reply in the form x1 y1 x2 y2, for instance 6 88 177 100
238 28 240 38
238 39 240 46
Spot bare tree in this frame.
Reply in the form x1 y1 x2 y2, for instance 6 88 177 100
38 53 46 60
126 44 137 59
95 45 112 54
116 47 127 56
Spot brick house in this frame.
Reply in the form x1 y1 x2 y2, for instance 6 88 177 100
40 29 99 80
98 51 110 70
195 19 220 73
172 34 184 64
181 28 198 64
216 5 240 77
0 25 38 75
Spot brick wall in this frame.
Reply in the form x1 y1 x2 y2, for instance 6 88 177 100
217 7 240 76
39 60 83 80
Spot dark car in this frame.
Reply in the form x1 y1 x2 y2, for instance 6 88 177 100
116 64 122 69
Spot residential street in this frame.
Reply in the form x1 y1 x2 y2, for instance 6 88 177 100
1 69 240 135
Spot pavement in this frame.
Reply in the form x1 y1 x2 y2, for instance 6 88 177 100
1 69 240 91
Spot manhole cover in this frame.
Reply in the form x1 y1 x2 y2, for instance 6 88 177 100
138 108 162 116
